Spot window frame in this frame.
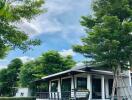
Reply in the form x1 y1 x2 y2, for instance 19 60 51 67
77 77 87 90
51 80 58 92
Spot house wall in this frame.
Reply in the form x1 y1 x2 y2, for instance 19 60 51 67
15 88 31 97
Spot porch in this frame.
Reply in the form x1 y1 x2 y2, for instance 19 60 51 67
35 69 114 100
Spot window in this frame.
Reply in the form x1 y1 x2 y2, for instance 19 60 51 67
51 80 58 92
77 77 87 90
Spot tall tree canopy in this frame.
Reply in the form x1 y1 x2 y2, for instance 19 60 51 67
73 0 132 71
0 0 44 58
19 50 76 87
0 58 23 96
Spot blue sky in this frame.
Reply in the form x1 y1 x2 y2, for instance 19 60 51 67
0 0 92 69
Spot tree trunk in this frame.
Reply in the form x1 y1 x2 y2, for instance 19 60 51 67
117 65 122 100
111 65 122 100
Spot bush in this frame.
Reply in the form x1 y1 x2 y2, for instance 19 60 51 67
0 97 36 100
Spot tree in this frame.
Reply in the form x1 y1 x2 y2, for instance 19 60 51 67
19 61 37 87
0 69 10 96
7 58 23 87
0 0 45 58
73 0 132 99
36 50 76 75
19 50 76 87
0 58 23 96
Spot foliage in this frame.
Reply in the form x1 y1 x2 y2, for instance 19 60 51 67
19 61 37 87
19 50 76 87
73 0 132 71
0 69 10 96
0 58 23 96
36 50 76 75
0 0 45 58
0 97 35 100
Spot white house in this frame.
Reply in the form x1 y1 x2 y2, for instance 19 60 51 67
34 64 132 100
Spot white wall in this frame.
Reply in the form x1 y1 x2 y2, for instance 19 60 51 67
15 88 31 97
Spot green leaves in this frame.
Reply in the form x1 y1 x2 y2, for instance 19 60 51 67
0 0 45 58
73 0 132 70
19 50 76 87
0 58 23 96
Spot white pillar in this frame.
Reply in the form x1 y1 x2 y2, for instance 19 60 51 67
49 81 51 98
71 77 74 90
49 81 51 92
58 79 61 92
58 79 61 98
105 79 109 98
71 76 75 98
101 75 105 100
87 74 92 100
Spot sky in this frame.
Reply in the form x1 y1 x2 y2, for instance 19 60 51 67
0 0 92 69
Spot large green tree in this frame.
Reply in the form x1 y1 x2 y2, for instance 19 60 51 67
0 58 23 96
73 0 132 99
73 0 132 71
0 0 44 58
36 50 76 75
19 50 76 87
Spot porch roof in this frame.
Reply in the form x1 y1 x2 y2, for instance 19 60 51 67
33 69 86 83
33 64 129 83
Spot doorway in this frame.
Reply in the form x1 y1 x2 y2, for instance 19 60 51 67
92 78 101 99
61 78 71 99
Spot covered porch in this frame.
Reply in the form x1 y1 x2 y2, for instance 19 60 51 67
35 69 113 100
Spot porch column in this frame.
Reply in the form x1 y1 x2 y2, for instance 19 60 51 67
49 81 51 92
71 76 74 90
58 78 61 98
71 75 76 99
105 79 109 98
49 81 51 99
101 75 105 100
87 74 92 100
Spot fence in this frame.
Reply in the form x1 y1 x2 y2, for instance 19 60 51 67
36 90 90 100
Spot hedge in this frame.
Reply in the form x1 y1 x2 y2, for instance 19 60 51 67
0 97 36 100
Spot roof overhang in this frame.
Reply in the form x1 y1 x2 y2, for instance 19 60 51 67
33 69 86 83
32 66 129 83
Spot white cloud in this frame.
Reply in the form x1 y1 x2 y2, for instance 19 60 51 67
59 49 75 57
18 56 34 63
0 59 7 62
15 0 91 37
0 65 7 69
76 62 84 66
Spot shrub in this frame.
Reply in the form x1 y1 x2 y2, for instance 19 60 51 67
0 97 36 100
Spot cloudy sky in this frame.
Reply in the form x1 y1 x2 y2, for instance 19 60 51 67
0 0 92 69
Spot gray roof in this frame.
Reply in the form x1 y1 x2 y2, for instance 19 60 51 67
33 63 130 83
40 64 114 81
42 69 86 80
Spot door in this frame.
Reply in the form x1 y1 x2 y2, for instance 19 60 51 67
92 78 101 99
61 78 71 99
